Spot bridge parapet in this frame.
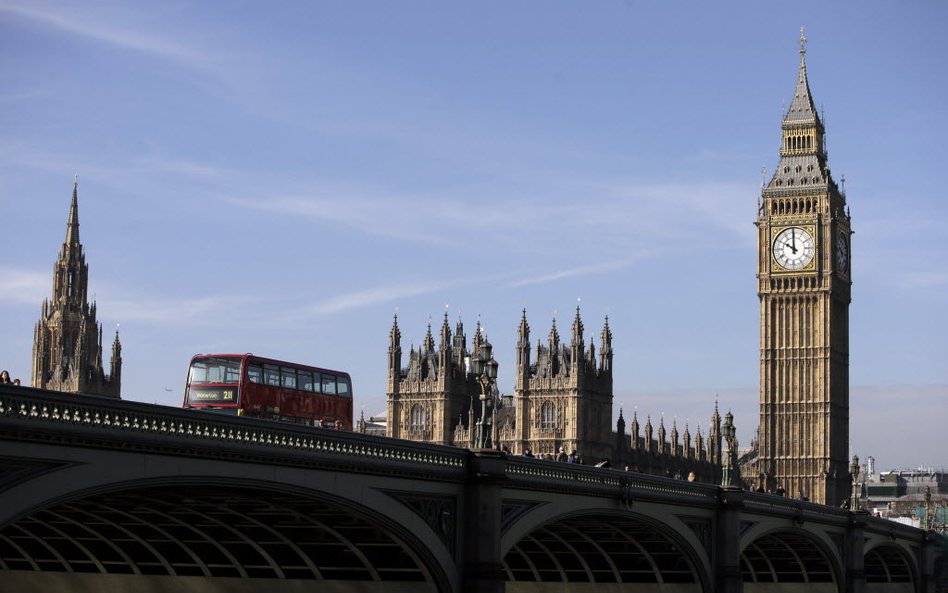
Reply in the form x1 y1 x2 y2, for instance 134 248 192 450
505 456 720 503
0 385 467 476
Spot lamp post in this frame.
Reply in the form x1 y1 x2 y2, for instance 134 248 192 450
721 412 737 487
471 339 498 450
850 454 860 510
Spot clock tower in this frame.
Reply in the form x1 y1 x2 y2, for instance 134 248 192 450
756 30 852 505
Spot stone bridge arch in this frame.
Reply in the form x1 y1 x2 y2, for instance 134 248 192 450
0 452 459 593
500 506 712 592
740 527 842 593
863 541 917 593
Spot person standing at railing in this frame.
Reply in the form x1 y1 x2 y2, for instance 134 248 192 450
0 370 14 385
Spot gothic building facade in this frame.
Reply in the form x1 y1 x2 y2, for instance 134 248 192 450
752 32 852 504
385 308 725 482
386 313 483 446
32 180 122 398
501 308 613 460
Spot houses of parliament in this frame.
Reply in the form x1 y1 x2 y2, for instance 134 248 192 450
384 31 854 504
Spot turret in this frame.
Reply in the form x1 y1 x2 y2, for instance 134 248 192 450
516 309 531 390
599 316 613 373
388 315 402 382
110 326 122 394
453 318 467 368
695 425 705 462
422 322 435 354
683 423 693 460
630 409 640 450
658 415 667 455
709 400 722 466
547 317 560 376
644 415 654 454
439 311 452 376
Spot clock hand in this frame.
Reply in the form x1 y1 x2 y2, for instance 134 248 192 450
791 230 797 253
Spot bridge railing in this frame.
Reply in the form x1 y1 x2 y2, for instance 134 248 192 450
504 455 721 504
0 385 467 475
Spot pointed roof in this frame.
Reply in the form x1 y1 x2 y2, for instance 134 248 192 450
390 313 401 340
571 304 584 346
439 310 451 347
784 28 822 128
518 308 530 341
423 321 435 352
66 176 81 247
600 315 612 348
548 316 560 347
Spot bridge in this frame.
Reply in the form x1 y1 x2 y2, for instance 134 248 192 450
0 385 943 592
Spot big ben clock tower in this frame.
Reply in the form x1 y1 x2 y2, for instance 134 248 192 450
757 29 852 506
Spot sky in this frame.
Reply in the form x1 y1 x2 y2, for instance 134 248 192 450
1 1 946 472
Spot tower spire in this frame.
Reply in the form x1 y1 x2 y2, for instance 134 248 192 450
784 26 821 128
33 180 120 398
570 304 584 348
66 176 80 247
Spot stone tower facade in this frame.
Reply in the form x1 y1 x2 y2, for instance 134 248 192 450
756 31 851 504
386 313 483 445
504 308 613 460
32 180 122 398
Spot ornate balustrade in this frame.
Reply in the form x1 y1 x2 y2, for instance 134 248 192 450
0 385 467 475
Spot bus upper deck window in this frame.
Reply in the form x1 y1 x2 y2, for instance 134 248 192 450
337 378 351 397
321 375 336 395
247 365 263 384
264 365 280 386
298 371 315 392
281 367 297 389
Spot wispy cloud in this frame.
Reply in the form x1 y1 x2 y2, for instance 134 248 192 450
98 294 260 326
893 271 948 290
0 141 228 183
0 1 209 69
231 178 757 256
298 281 460 317
0 268 48 305
508 258 644 288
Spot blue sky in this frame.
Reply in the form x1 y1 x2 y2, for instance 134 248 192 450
1 1 945 471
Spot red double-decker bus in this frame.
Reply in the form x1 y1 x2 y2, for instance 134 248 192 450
182 354 353 429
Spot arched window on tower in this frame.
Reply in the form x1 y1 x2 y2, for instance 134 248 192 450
409 404 428 433
539 401 556 430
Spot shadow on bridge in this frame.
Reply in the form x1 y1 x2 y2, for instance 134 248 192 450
0 481 447 593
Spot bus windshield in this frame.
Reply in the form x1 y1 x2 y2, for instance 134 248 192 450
188 357 242 385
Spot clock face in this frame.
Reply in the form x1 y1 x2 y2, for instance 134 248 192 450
837 231 849 274
773 227 815 271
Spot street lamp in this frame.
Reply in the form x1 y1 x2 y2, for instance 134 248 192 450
721 411 737 487
850 454 860 510
471 339 498 450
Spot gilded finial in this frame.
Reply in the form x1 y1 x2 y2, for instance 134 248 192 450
799 26 807 54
